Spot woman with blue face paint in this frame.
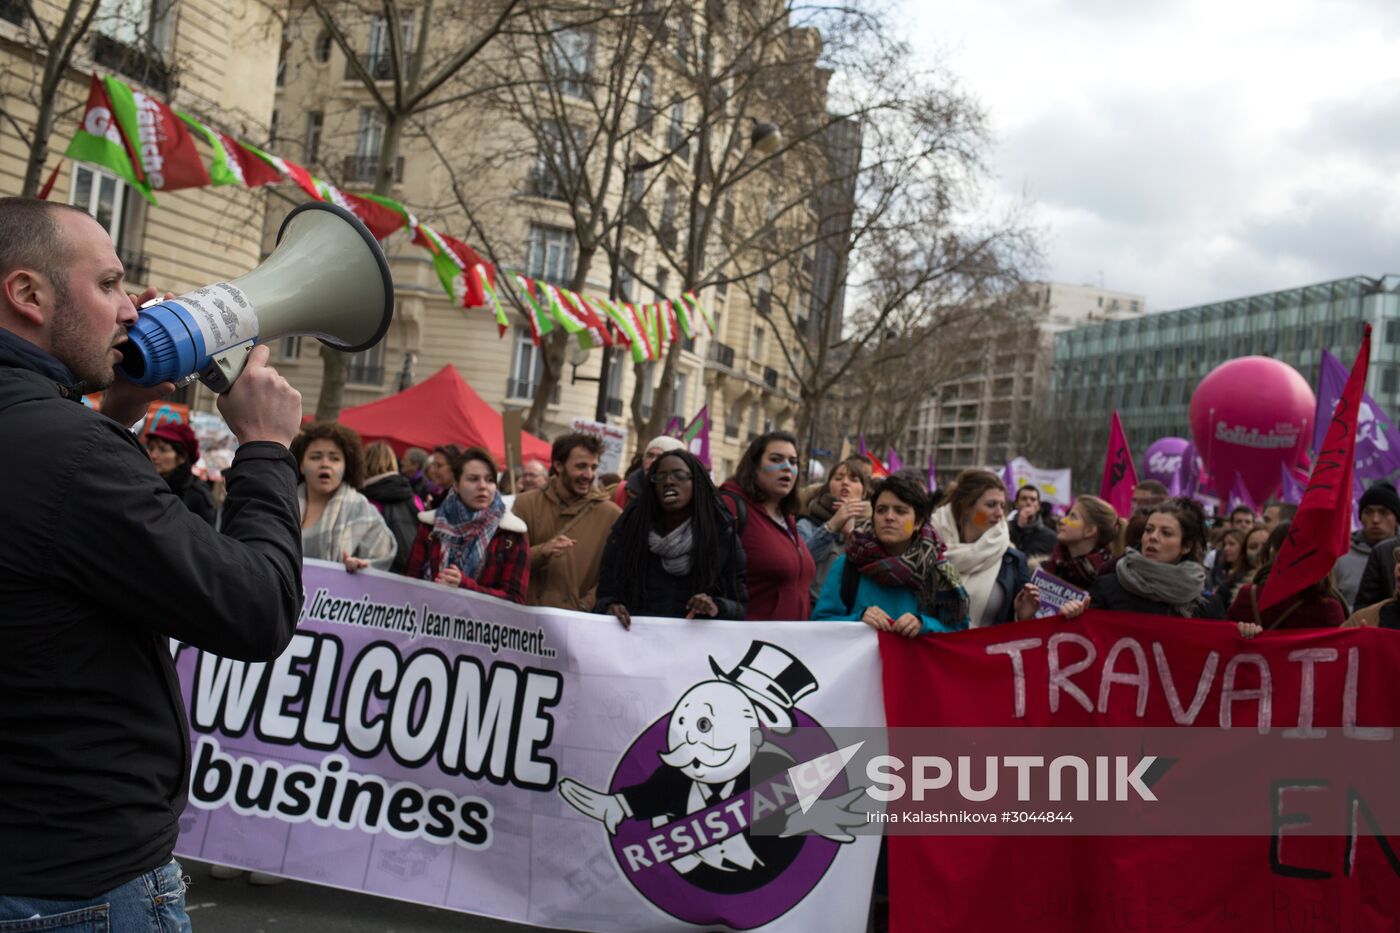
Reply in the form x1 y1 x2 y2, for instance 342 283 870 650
719 431 816 620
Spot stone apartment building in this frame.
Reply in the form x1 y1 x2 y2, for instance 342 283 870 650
902 281 1146 485
0 0 280 416
268 0 846 478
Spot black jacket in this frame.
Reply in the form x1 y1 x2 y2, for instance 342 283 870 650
1356 532 1400 610
0 329 303 898
595 508 747 620
363 472 420 574
163 460 216 526
987 547 1034 626
1088 570 1226 619
1009 516 1057 560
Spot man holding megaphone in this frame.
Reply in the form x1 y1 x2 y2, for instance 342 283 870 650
0 197 309 929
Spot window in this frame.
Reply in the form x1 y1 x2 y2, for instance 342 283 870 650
659 180 678 248
508 327 545 399
303 111 323 163
548 28 592 98
751 325 766 360
756 270 771 316
639 361 656 419
0 0 24 25
655 268 670 300
97 0 173 52
279 336 302 360
525 224 575 285
315 30 333 63
70 164 129 252
357 107 384 159
1385 366 1399 396
346 341 385 385
672 372 689 417
624 170 646 228
635 67 655 134
667 98 687 158
366 11 415 79
716 272 728 298
1387 320 1400 345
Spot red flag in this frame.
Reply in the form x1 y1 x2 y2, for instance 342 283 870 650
124 85 210 190
1258 326 1370 610
223 137 284 188
1099 410 1138 517
865 451 889 479
343 192 408 241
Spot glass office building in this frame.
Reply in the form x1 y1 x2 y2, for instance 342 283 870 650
1049 275 1400 490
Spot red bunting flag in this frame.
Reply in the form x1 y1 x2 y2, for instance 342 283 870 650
1259 325 1370 610
343 192 409 241
1100 410 1138 517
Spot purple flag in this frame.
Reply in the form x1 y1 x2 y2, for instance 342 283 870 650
1002 460 1015 493
1227 470 1257 515
886 447 903 472
858 433 868 457
663 416 684 438
1314 348 1400 480
927 454 938 493
1352 473 1366 534
1279 461 1305 506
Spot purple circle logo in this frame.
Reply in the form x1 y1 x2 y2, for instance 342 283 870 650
558 641 854 930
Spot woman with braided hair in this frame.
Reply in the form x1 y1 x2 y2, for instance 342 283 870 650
595 449 747 628
812 471 971 635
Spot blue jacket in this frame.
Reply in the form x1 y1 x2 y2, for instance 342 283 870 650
986 548 1033 626
811 554 963 634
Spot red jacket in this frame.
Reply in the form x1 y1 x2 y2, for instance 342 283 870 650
719 480 815 621
404 520 530 605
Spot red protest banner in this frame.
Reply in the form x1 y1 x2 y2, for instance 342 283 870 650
880 611 1400 933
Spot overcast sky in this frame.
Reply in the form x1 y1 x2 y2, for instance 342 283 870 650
899 0 1400 312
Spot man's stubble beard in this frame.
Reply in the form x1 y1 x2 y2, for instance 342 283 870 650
48 279 117 391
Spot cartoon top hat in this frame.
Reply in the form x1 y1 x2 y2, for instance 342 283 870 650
709 641 819 733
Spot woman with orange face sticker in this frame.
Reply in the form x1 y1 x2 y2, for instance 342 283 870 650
1040 495 1121 590
812 472 968 634
927 470 1031 627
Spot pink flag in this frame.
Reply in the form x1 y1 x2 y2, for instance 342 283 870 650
1100 410 1138 517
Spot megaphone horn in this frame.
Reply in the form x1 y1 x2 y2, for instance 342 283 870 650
118 201 395 393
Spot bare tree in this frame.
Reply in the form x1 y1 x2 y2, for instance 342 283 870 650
298 0 527 420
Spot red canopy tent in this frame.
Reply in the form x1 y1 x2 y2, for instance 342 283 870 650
338 363 551 465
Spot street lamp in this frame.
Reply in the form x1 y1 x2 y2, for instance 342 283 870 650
594 119 783 423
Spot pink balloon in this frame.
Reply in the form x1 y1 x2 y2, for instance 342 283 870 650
1188 357 1316 506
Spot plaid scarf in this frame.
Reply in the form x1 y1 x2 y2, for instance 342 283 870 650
427 490 505 581
844 524 970 629
1042 543 1114 590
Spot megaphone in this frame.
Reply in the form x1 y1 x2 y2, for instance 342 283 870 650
119 201 394 393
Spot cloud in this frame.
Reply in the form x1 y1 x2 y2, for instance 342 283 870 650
902 0 1400 310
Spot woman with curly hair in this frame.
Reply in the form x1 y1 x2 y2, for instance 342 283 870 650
813 471 969 634
291 422 396 572
405 447 530 603
595 449 746 627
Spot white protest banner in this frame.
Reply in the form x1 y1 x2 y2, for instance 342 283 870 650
1003 457 1072 512
571 417 628 475
172 561 882 931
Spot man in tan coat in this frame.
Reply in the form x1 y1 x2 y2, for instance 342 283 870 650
512 433 622 611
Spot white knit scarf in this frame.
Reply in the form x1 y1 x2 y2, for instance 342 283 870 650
929 503 1010 627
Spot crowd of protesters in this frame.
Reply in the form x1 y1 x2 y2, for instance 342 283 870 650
158 420 1400 633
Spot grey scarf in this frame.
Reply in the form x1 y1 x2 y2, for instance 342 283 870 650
649 519 694 576
1115 549 1207 616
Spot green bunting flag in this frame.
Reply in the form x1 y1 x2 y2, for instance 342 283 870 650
64 74 154 203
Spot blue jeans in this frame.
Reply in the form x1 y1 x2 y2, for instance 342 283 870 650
0 860 191 932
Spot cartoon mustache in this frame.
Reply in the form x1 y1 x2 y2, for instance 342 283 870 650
659 739 737 769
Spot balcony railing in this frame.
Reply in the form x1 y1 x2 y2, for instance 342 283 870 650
708 341 736 369
93 33 170 93
343 154 405 183
345 51 415 81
